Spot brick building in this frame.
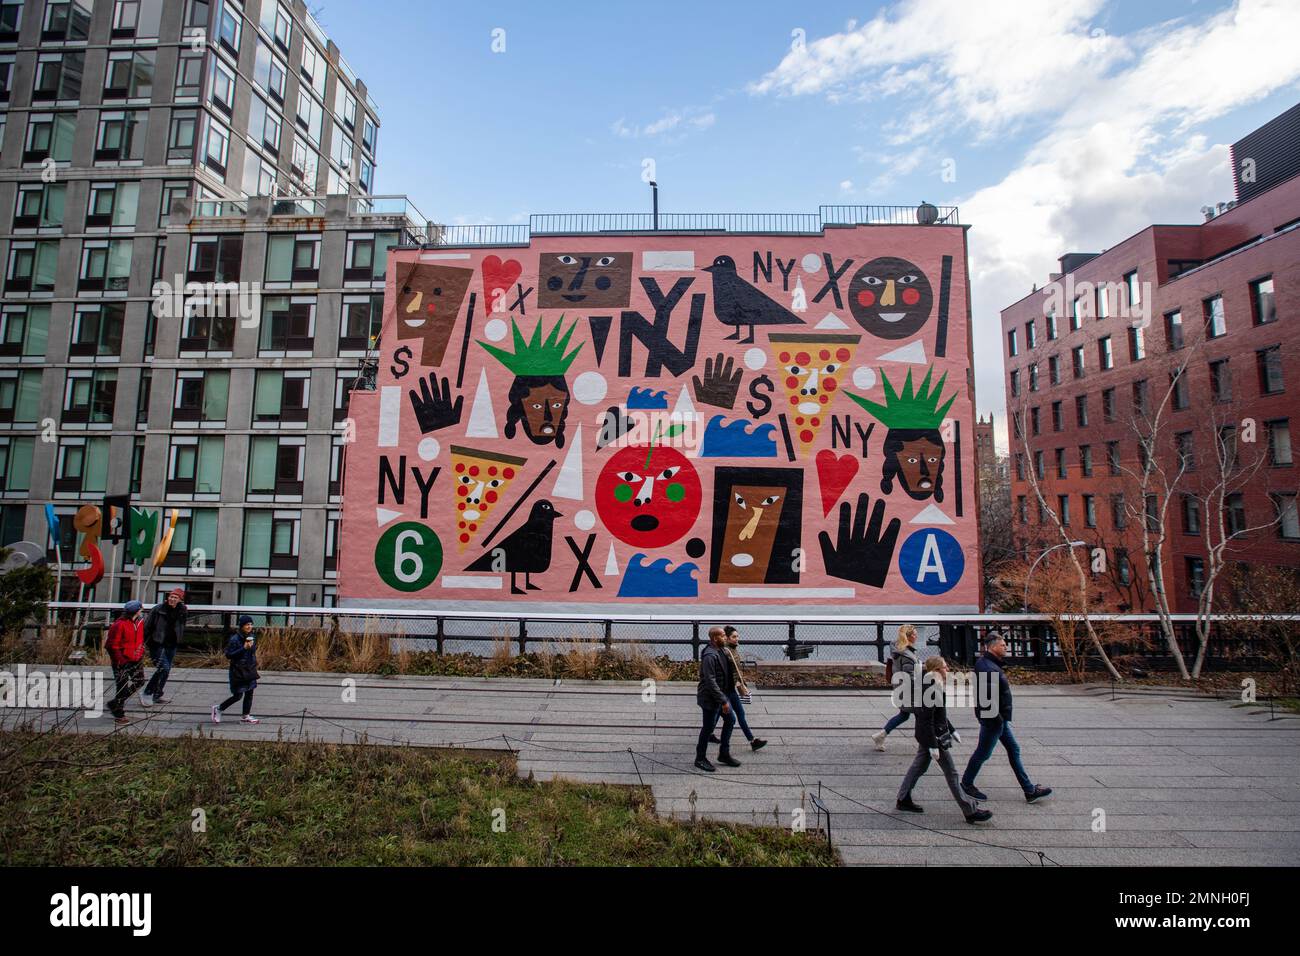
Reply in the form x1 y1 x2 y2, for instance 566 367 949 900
1001 111 1299 612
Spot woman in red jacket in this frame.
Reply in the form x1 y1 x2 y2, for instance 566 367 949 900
104 600 147 724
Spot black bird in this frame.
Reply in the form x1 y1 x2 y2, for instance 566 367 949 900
703 254 805 343
465 500 563 594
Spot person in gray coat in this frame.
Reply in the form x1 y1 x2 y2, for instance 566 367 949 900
695 626 740 772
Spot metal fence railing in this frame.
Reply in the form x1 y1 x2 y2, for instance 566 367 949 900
37 605 1291 669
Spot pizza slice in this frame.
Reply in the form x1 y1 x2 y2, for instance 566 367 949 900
449 445 528 550
767 332 861 455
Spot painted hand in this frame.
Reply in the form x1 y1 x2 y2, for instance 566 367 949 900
408 373 463 434
817 492 901 589
692 352 743 409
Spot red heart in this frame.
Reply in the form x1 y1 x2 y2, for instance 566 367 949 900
481 256 523 316
816 449 859 517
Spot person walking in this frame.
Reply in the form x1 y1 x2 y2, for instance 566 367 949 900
710 625 767 751
896 656 992 824
212 615 261 724
141 587 187 706
872 624 920 751
695 626 740 772
961 633 1052 804
104 600 147 724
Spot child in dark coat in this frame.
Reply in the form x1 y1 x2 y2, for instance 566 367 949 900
212 615 260 724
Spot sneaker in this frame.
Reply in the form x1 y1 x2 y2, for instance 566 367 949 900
895 797 924 813
211 705 221 724
694 758 716 773
716 753 741 768
139 692 153 708
871 730 888 751
708 734 721 744
241 715 260 724
1025 785 1053 803
962 782 988 801
113 715 129 725
965 809 993 824
750 738 768 751
151 695 168 705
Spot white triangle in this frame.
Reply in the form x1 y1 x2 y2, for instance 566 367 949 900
465 368 499 438
552 425 585 500
910 503 954 525
814 312 851 331
376 507 403 527
672 385 697 420
604 542 620 577
876 340 928 364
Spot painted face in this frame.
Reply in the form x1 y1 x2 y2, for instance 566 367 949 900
717 484 787 583
596 444 701 548
895 436 945 499
847 257 932 340
395 263 473 365
780 345 851 418
537 252 632 308
518 383 569 443
455 466 512 524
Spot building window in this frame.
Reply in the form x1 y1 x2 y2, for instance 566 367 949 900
247 436 305 497
1124 270 1140 311
1224 493 1247 537
86 181 140 228
95 111 148 163
345 233 399 283
1175 431 1195 471
1144 494 1160 533
1 305 51 358
1028 363 1039 392
1030 407 1040 437
104 49 155 100
266 234 322 284
53 437 111 494
1071 297 1084 330
1275 494 1300 540
1132 379 1148 417
1008 369 1020 398
1182 494 1201 535
1007 328 1018 358
1055 447 1066 478
160 181 191 226
13 183 67 229
6 241 60 294
1203 295 1226 339
1170 369 1190 410
1164 310 1184 350
1251 277 1275 325
167 436 224 497
0 370 42 424
112 0 165 39
1098 336 1113 370
173 370 231 425
1267 419 1293 466
136 368 151 425
1218 425 1238 472
1044 355 1059 386
70 304 125 358
241 510 300 574
188 234 243 284
254 39 287 103
24 113 77 164
43 0 93 42
1079 444 1092 477
253 370 311 425
1024 321 1036 350
168 109 198 162
259 297 316 355
1058 495 1070 526
1084 494 1096 529
1097 284 1110 320
79 239 134 293
179 301 236 355
329 435 345 498
1186 557 1205 598
33 51 85 102
1209 359 1232 403
176 51 204 99
1075 394 1088 427
300 42 327 97
1045 309 1057 341
363 116 377 154
1257 346 1284 394
0 437 35 495
209 56 236 115
162 508 218 571
1014 453 1024 481
0 1 24 42
204 116 229 175
1072 345 1085 378
1128 325 1145 361
247 95 282 155
1116 548 1131 585
1033 450 1045 480
1051 401 1062 432
217 1 241 56
1107 440 1121 476
62 369 117 426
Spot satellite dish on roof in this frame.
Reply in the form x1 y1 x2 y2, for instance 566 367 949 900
0 541 49 574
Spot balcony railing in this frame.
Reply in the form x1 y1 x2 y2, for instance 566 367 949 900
426 204 961 248
193 200 248 219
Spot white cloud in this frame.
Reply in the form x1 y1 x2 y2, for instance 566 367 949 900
840 179 854 192
610 107 716 140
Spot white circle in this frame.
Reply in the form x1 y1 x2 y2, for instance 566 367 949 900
802 253 822 274
852 366 876 390
575 510 596 531
484 318 508 342
573 370 608 405
744 348 766 370
417 437 440 461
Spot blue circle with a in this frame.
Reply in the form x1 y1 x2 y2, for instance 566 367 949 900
897 528 965 595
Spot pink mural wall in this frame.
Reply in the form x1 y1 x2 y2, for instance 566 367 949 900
339 226 981 613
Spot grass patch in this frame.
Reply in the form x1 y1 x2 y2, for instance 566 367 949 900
0 731 837 867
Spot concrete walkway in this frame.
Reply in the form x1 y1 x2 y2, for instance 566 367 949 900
10 666 1300 866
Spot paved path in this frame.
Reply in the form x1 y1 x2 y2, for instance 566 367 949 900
10 666 1300 866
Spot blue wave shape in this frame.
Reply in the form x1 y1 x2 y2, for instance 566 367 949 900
699 414 778 457
617 553 700 598
626 386 669 409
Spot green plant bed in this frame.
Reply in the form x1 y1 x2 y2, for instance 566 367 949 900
0 732 837 867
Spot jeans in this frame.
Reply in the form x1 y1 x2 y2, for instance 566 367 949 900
882 710 911 735
962 718 1034 794
144 644 176 696
219 688 255 716
898 741 976 815
712 689 753 741
108 660 146 718
698 703 735 761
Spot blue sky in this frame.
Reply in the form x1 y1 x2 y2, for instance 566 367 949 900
316 0 1300 446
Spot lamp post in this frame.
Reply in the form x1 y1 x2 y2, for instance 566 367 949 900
649 180 658 230
1024 539 1086 612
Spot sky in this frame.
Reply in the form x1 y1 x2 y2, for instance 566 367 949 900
314 0 1300 451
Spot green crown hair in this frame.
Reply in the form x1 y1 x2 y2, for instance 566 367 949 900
845 366 957 431
477 315 584 377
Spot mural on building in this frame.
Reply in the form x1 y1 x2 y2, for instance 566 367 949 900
339 228 979 611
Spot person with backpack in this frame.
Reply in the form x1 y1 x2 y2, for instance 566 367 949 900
104 600 148 724
141 587 187 706
212 615 261 724
895 656 992 824
872 624 920 751
709 625 768 752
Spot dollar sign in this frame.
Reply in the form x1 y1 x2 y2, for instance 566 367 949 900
390 345 412 379
746 374 774 419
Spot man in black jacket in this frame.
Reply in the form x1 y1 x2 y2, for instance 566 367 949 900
695 626 740 772
961 633 1052 803
141 587 187 706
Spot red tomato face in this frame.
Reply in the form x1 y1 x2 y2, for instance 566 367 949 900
596 444 701 548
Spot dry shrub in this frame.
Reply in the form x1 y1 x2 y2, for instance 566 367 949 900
553 636 602 679
485 633 515 676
